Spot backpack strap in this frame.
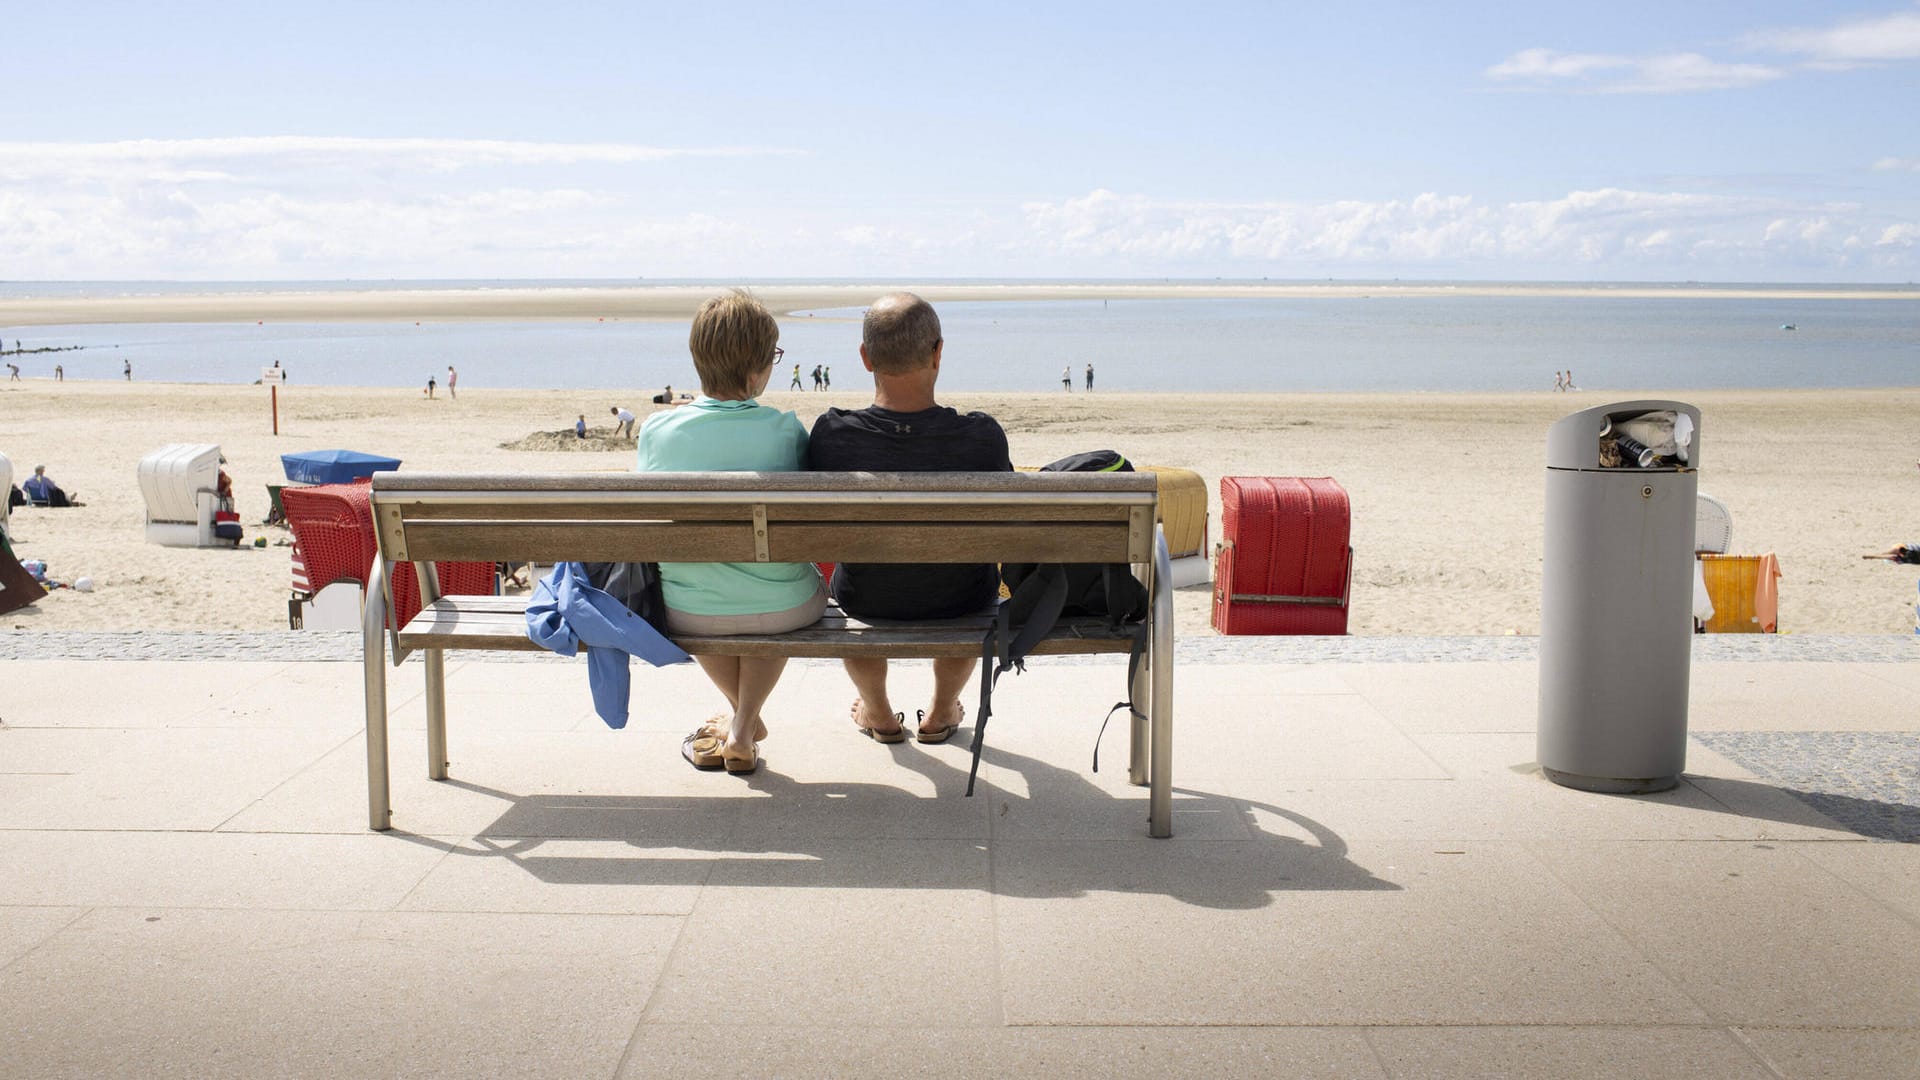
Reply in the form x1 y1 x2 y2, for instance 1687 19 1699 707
1091 606 1149 774
967 564 1068 796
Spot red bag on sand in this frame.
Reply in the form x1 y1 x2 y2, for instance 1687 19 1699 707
213 509 244 542
1212 476 1352 635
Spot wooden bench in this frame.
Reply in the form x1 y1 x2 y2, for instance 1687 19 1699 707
362 471 1176 837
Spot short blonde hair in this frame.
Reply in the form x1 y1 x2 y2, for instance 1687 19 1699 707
862 292 942 374
688 290 779 398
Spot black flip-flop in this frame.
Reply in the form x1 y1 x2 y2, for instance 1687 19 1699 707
915 707 964 744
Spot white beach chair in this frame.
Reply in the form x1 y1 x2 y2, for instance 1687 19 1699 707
137 443 225 547
0 450 13 544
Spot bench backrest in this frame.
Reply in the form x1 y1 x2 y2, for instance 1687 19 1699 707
370 471 1160 567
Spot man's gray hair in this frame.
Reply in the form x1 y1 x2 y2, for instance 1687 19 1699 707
862 292 942 374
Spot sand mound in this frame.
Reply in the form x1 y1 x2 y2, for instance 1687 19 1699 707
499 430 634 452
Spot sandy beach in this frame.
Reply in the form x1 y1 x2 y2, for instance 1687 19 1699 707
5 375 1915 638
4 281 1917 328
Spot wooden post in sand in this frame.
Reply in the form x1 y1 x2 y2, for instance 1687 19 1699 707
261 365 284 434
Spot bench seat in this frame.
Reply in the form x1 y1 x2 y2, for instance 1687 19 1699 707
400 594 1141 658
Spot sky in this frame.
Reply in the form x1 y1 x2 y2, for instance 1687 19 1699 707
1 1 1916 282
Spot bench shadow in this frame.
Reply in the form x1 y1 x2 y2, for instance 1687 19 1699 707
414 742 1399 909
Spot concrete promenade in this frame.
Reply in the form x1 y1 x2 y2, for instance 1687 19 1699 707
1 632 1916 1078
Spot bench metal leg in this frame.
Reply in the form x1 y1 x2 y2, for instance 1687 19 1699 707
1148 531 1175 839
414 561 449 781
363 558 393 831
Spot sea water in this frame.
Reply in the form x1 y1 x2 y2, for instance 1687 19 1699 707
2 287 1915 393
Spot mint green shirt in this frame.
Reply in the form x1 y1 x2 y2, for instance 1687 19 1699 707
636 397 820 616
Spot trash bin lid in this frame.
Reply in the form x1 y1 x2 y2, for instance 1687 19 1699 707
1547 400 1700 471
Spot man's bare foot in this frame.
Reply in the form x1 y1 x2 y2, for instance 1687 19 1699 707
850 698 906 741
916 701 965 743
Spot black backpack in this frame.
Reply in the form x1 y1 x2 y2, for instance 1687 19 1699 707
967 451 1151 795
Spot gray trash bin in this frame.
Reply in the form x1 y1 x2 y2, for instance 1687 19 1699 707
1538 400 1700 793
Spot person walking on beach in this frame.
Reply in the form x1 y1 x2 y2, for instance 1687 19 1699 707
447 366 458 399
1061 365 1072 392
1085 363 1094 391
807 291 1012 745
611 405 636 437
575 414 588 439
124 359 132 381
54 364 62 381
811 364 824 391
425 375 436 398
790 363 804 391
823 365 831 390
1553 371 1564 392
6 363 17 381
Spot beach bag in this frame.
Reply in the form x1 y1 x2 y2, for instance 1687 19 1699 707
967 451 1150 796
213 509 243 542
582 561 671 633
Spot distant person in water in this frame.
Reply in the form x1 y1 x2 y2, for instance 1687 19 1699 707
425 375 436 398
1061 364 1072 391
447 365 457 399
54 364 63 381
1085 363 1094 391
6 363 17 381
575 414 587 439
124 359 132 380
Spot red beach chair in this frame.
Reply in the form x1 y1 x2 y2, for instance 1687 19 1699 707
281 481 494 629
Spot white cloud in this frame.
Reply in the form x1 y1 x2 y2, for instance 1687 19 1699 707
1015 187 1917 275
1486 48 1784 93
1874 156 1920 171
0 136 796 183
1744 8 1920 65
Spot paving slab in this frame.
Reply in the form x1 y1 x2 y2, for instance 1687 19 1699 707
0 907 679 1080
643 838 1000 1029
992 840 1706 1026
1736 1027 1920 1080
1527 840 1920 1026
0 906 86 970
1366 1025 1773 1079
616 1024 1385 1079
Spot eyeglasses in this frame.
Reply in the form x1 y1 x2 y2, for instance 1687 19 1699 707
770 346 785 366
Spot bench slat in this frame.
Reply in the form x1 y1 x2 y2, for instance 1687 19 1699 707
389 501 1137 523
373 471 1159 494
397 596 1138 658
395 521 1135 565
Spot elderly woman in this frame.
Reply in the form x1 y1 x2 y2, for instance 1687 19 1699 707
638 291 824 774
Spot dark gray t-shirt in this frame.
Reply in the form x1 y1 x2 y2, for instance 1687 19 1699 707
806 405 1014 619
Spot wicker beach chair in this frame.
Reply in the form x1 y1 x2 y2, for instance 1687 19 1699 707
280 481 494 630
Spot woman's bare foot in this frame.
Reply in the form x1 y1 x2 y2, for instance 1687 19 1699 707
850 698 907 742
916 701 965 744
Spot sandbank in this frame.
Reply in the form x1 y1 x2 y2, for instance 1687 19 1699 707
3 281 1917 328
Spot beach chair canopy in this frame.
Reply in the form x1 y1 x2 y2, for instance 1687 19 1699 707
0 450 12 541
281 449 403 486
1695 492 1733 554
138 444 222 525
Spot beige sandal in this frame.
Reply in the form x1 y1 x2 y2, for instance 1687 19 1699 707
851 699 907 743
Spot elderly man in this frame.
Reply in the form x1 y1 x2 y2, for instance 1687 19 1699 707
806 292 1012 743
22 465 77 508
